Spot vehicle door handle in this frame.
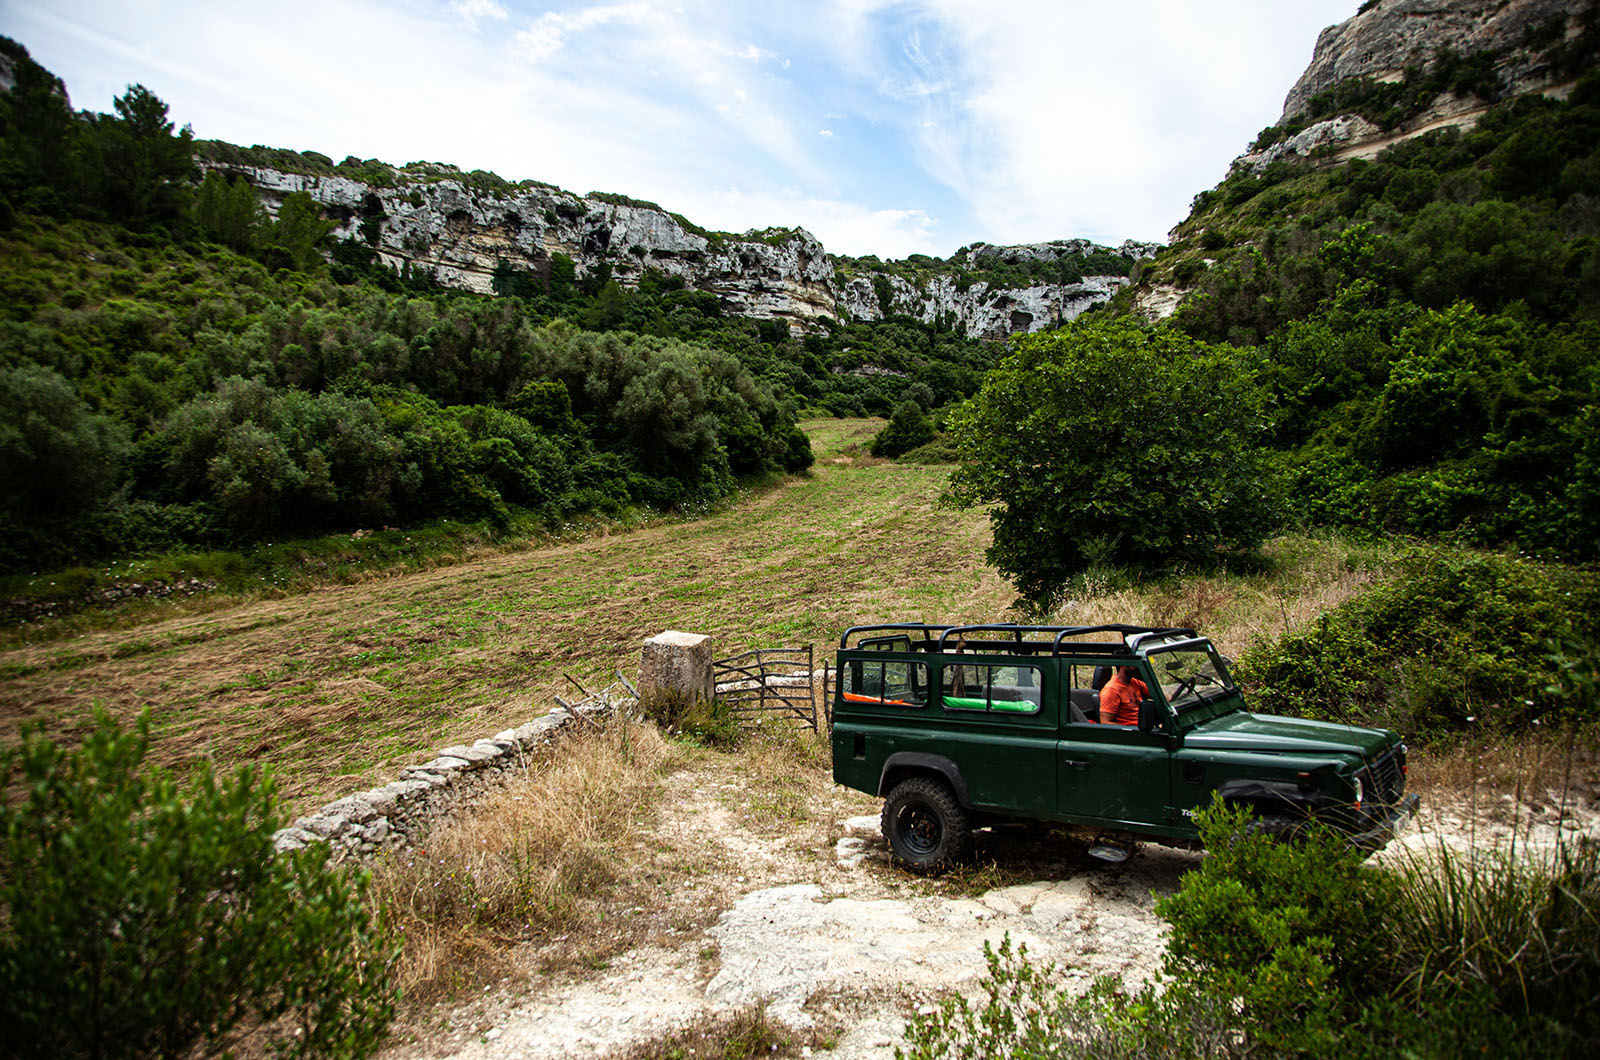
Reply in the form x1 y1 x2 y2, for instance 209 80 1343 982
1062 759 1089 769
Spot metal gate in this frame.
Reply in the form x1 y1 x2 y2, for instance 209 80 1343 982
713 646 818 730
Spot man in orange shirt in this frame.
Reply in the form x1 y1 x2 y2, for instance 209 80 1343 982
1098 665 1148 726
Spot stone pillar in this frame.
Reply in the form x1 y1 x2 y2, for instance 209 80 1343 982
640 630 714 705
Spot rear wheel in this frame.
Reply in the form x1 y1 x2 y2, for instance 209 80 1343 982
882 776 971 872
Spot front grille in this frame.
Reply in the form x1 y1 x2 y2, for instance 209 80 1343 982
1362 747 1405 806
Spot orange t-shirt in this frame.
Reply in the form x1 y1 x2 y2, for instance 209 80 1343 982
1099 673 1147 726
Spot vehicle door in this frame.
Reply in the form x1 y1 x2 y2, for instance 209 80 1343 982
1055 661 1172 827
936 657 1056 816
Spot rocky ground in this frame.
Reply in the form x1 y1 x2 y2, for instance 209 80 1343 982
378 755 1598 1060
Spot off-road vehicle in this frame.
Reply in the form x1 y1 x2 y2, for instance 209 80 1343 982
831 623 1418 871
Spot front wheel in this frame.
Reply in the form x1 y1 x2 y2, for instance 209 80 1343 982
881 776 972 873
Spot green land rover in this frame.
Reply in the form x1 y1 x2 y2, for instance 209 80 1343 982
831 623 1419 871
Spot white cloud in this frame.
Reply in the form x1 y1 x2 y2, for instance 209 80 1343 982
514 2 651 61
818 129 833 137
860 0 1358 244
664 186 939 258
451 0 508 29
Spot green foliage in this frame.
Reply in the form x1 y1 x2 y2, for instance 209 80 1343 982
639 690 742 748
1235 548 1600 736
0 709 397 1059
262 191 337 274
87 83 195 230
0 362 129 519
1387 836 1600 1048
1157 800 1394 1055
869 400 936 458
899 800 1599 1059
946 318 1272 604
193 170 263 252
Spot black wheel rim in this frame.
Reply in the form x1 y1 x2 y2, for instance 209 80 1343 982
897 802 941 856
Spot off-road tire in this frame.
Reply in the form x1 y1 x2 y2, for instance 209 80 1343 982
882 776 972 873
1245 813 1307 843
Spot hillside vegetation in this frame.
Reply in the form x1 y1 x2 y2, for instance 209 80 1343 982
0 37 1000 590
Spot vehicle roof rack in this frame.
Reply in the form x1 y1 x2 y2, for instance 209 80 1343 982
837 622 1198 656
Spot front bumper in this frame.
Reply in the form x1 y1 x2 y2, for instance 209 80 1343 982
1349 793 1420 852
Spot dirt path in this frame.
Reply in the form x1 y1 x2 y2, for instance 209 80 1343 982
381 755 1194 1060
383 759 1599 1060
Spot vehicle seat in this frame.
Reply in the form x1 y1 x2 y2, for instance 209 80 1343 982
1069 688 1100 723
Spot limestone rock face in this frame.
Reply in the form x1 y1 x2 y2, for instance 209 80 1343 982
1238 113 1385 174
204 159 1152 341
1279 0 1582 124
1227 0 1590 181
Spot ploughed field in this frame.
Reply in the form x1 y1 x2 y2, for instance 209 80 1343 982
0 419 1012 816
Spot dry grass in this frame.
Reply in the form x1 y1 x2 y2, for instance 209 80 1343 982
603 1002 835 1060
369 718 683 1001
0 426 1011 817
1043 534 1387 658
1409 728 1600 811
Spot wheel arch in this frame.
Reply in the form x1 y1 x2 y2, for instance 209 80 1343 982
878 752 970 808
1215 777 1327 818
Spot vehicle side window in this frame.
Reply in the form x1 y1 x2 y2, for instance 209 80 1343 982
843 659 928 708
1064 664 1110 724
941 664 1043 714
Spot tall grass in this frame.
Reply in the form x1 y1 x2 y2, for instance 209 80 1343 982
1387 832 1600 1042
368 719 679 999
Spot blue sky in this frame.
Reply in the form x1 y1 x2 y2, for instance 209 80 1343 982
4 0 1358 258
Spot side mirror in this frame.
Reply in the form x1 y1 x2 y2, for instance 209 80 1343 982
1138 698 1157 733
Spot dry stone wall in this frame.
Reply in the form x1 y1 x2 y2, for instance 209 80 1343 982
271 694 627 862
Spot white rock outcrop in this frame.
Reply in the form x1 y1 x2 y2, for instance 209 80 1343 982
203 158 1154 341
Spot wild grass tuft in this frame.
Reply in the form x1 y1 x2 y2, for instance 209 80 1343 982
368 718 679 1000
1387 831 1600 1040
610 1003 822 1059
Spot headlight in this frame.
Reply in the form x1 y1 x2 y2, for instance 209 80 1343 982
1352 776 1364 810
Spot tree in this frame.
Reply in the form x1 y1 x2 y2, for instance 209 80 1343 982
262 191 337 273
0 710 397 1059
90 83 194 229
193 169 263 252
0 363 129 519
870 400 936 458
946 318 1272 605
0 37 81 217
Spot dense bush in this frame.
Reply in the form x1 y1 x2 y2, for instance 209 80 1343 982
899 801 1600 1059
946 318 1273 603
869 400 936 458
0 710 397 1059
1235 548 1600 736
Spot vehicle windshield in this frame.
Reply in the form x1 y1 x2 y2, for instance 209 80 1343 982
1146 642 1234 711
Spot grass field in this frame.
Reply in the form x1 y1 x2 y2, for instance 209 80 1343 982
0 417 1395 818
0 419 1017 815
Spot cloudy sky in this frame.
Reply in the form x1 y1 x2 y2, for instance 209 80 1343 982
5 0 1358 258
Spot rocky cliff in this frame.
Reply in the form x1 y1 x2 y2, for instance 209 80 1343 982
1236 0 1593 174
207 156 1156 342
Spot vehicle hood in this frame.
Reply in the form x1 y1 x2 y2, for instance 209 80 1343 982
1181 711 1394 758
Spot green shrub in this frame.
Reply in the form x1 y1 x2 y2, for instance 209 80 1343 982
869 400 936 458
639 690 742 748
1156 800 1394 1055
1235 547 1600 735
1387 835 1600 1047
0 710 398 1059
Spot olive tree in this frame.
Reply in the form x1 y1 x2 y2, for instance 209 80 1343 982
945 318 1273 605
